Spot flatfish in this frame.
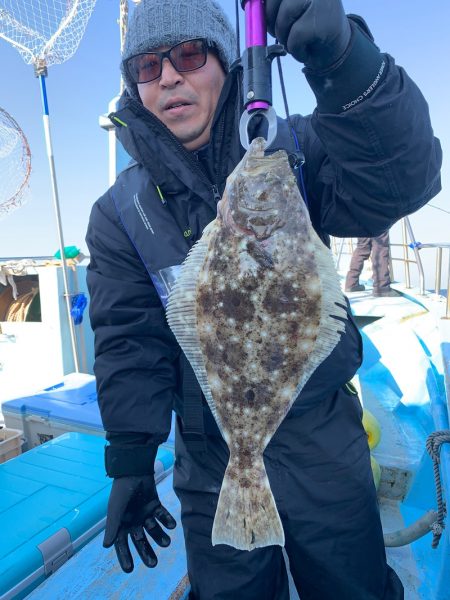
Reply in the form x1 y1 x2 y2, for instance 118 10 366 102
166 137 346 551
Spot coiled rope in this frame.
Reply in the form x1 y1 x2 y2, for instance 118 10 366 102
426 430 450 548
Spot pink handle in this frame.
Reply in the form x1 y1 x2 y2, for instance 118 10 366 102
243 0 269 111
243 0 267 48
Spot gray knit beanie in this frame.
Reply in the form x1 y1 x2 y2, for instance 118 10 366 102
121 0 237 99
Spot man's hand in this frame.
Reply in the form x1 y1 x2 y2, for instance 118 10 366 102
103 475 177 573
265 0 351 71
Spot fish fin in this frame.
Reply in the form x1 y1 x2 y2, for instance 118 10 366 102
166 221 225 433
294 232 348 399
212 460 284 551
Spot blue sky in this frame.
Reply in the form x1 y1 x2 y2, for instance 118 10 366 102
0 0 449 271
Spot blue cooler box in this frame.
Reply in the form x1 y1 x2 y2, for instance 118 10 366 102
2 373 176 450
0 432 174 600
1 374 103 448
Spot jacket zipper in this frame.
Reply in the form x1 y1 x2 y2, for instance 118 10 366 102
211 184 221 203
128 102 222 204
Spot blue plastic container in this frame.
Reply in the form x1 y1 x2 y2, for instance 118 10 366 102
2 374 102 448
2 373 176 450
0 432 174 600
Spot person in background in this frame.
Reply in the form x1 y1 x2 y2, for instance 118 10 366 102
85 0 442 598
345 230 398 296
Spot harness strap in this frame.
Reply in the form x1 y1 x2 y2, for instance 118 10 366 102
181 355 207 452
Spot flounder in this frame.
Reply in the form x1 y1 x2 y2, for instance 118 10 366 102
166 137 347 551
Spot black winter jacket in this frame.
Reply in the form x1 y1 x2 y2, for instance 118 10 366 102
86 39 442 443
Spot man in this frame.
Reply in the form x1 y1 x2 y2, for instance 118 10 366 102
86 0 442 598
345 230 397 297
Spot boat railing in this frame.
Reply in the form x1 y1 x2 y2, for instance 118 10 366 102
332 217 450 319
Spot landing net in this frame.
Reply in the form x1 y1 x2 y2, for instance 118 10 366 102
0 107 31 220
0 0 97 70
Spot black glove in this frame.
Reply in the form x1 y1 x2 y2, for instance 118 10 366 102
265 0 351 71
266 2 385 114
103 442 176 573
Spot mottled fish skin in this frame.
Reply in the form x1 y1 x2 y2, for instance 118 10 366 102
166 138 346 551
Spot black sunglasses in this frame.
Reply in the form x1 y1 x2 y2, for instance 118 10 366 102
125 38 210 84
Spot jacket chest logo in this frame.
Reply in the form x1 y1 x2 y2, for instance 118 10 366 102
133 193 155 234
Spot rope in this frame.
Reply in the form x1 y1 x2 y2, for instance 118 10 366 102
428 203 450 216
274 50 308 207
168 573 190 600
426 430 450 548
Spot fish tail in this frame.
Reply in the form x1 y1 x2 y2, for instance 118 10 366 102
212 459 284 551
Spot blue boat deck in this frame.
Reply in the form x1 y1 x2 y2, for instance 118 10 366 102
345 281 450 600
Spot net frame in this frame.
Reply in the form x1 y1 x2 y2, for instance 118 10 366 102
0 0 97 70
0 107 32 219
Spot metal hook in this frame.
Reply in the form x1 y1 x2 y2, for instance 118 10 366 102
239 106 278 150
